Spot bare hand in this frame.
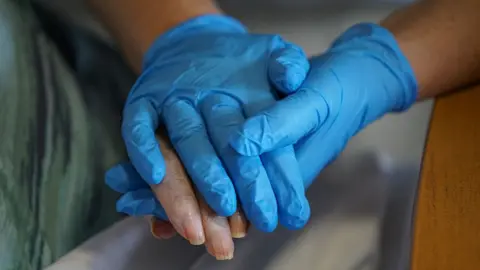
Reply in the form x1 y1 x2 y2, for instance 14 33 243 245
149 130 249 260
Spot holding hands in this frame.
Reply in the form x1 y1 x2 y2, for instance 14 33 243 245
107 131 248 260
231 23 417 184
106 17 418 260
119 14 311 234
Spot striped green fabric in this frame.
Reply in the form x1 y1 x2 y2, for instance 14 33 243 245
0 1 126 269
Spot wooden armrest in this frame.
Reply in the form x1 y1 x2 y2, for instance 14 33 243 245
412 85 480 270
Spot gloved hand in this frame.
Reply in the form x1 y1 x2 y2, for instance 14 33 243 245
230 23 418 183
120 14 311 232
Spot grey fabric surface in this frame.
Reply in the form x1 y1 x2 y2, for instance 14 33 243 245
0 1 132 268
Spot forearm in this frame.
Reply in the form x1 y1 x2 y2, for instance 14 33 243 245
86 0 221 72
381 0 480 100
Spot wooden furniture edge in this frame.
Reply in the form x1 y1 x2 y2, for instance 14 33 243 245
411 85 480 270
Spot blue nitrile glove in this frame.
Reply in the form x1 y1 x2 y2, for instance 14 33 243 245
106 163 168 220
119 14 311 232
106 160 315 225
230 23 418 184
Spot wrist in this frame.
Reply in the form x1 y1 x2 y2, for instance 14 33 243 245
88 0 222 73
142 15 247 70
332 23 418 112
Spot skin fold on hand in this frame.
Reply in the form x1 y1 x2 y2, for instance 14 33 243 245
149 129 249 260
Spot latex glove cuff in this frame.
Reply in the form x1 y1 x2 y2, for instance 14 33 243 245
331 23 418 112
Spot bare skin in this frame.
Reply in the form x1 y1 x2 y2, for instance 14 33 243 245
150 130 248 260
381 0 480 99
86 0 221 73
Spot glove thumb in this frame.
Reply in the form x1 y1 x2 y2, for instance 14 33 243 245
268 41 310 95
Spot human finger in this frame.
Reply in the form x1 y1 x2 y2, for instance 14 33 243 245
150 130 205 245
163 99 237 217
198 195 234 260
228 208 249 239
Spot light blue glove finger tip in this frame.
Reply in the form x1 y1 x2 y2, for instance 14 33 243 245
246 200 279 233
130 152 166 185
269 45 310 94
271 61 308 94
193 181 237 217
115 198 139 216
105 162 150 193
105 168 127 193
259 221 278 233
149 165 166 185
280 203 311 230
213 195 237 217
261 147 311 231
251 211 278 233
116 191 168 220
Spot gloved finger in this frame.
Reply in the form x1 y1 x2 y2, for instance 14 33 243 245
269 40 310 95
199 93 278 232
296 123 350 188
205 92 310 229
230 88 328 156
228 208 249 239
122 99 166 185
198 195 234 260
261 147 311 230
163 99 237 217
116 189 168 220
151 131 205 246
105 162 149 193
149 216 177 239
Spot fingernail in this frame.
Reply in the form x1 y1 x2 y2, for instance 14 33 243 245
231 231 246 239
229 213 248 239
213 234 234 260
206 244 234 261
188 235 205 246
216 253 234 261
215 246 234 261
181 217 205 245
150 217 176 239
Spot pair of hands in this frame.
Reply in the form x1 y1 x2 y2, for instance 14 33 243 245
106 15 418 258
107 131 248 259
